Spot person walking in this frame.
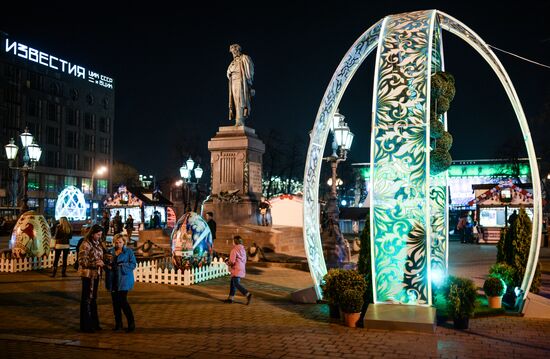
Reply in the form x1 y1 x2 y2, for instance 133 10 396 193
124 215 134 244
78 224 105 333
224 235 252 304
105 234 136 332
51 217 72 277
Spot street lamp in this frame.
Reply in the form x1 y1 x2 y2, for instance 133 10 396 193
322 110 354 268
90 165 108 221
179 157 203 212
4 128 42 213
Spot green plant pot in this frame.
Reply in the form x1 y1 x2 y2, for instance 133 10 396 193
453 317 469 330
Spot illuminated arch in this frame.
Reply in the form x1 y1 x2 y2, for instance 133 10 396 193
303 10 542 302
55 186 87 221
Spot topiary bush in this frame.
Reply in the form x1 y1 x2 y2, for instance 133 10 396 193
437 131 453 151
357 213 373 307
430 117 444 139
443 276 478 320
322 269 366 305
483 277 506 297
339 289 364 313
430 148 452 175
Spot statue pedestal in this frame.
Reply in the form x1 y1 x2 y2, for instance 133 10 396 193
203 125 265 225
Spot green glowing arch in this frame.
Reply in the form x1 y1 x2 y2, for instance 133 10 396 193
303 10 542 304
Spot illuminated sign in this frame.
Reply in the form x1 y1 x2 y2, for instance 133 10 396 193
4 38 114 90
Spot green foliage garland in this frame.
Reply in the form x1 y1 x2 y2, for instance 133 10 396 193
429 71 455 174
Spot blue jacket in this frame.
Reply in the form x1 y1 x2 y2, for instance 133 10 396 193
105 246 136 291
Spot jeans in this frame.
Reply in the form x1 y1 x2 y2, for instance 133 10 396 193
80 277 100 331
229 277 249 297
53 248 69 273
111 291 135 328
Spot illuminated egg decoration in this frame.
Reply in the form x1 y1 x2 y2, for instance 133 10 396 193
10 211 51 258
170 212 213 270
166 207 177 229
55 186 87 221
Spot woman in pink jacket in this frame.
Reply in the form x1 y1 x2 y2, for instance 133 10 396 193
224 235 252 304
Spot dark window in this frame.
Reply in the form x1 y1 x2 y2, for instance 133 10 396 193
50 82 62 96
47 103 60 122
66 130 78 148
46 126 59 145
66 153 79 170
86 93 95 105
4 64 21 81
45 151 60 168
28 98 41 117
71 89 79 101
99 117 110 133
84 113 96 130
6 84 21 103
28 72 43 90
82 156 93 171
83 134 95 151
66 108 80 126
99 137 110 154
102 97 110 109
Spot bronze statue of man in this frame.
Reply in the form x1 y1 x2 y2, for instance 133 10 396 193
227 44 254 126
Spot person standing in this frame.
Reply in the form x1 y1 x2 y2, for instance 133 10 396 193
105 234 136 332
224 235 252 305
101 211 110 239
113 211 123 235
78 224 105 333
227 43 254 126
51 217 72 277
205 212 216 252
125 215 134 243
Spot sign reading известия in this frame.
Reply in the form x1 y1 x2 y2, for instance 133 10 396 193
4 38 114 90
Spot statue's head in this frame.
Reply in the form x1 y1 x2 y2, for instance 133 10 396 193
229 43 242 57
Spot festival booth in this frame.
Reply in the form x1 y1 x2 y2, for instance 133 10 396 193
468 180 534 244
103 186 173 229
269 194 303 227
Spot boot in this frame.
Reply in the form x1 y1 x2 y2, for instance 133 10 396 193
61 266 67 277
50 267 57 278
113 322 123 331
126 320 135 333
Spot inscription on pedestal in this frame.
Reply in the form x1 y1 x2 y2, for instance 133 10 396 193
249 162 262 194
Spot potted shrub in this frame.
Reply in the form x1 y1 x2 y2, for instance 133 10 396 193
339 289 364 328
483 276 506 308
321 269 343 319
444 276 477 330
489 262 517 307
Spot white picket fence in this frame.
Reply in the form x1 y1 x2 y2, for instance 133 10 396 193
134 257 230 286
0 250 76 273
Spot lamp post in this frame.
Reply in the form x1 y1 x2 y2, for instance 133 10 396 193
322 110 354 268
4 128 42 213
90 165 108 221
179 156 203 212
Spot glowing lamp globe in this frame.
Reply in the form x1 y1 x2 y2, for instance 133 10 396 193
20 128 33 147
4 138 18 160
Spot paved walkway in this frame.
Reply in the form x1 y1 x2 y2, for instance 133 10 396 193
0 243 549 358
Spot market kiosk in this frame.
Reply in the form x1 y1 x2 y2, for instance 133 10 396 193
103 186 173 229
468 180 533 244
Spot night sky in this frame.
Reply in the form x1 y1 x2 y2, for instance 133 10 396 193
1 1 549 179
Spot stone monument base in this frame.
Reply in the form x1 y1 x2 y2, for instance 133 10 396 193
202 199 260 226
364 304 436 333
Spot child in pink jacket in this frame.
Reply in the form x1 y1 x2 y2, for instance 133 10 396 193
224 235 252 304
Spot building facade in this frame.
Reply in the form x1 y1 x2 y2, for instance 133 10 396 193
0 34 114 219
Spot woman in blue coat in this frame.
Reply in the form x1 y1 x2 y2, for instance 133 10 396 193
105 233 136 332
